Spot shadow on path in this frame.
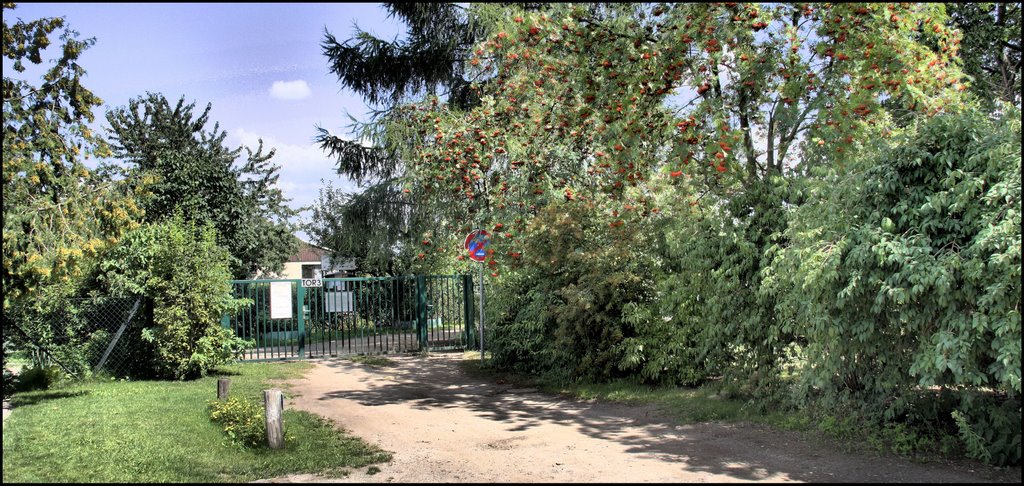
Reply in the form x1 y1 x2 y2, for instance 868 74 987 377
305 352 1019 483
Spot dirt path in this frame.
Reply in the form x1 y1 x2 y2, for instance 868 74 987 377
259 352 1020 483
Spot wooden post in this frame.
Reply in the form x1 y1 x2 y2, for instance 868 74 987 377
264 388 284 449
217 378 230 401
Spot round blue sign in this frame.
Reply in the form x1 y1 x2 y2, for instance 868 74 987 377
464 230 490 262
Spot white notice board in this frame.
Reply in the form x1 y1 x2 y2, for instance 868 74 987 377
324 291 353 313
269 282 293 319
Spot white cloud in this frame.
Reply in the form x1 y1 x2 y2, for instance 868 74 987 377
269 79 311 100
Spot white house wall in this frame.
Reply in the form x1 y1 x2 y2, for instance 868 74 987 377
260 261 321 280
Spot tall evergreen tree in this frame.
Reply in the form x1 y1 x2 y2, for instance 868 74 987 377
309 3 501 274
948 2 1021 108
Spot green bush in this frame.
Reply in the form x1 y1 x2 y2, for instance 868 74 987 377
92 214 250 379
615 301 706 386
952 396 1022 466
11 364 65 393
1 368 14 398
487 200 660 383
654 178 793 394
768 105 1021 465
3 340 15 398
207 397 268 448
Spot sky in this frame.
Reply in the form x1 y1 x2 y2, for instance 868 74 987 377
4 2 405 242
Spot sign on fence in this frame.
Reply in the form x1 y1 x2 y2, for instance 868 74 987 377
301 279 322 288
323 291 353 313
269 282 293 319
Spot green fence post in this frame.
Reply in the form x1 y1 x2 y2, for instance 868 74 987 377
297 282 306 359
222 283 235 329
416 275 427 350
463 274 474 349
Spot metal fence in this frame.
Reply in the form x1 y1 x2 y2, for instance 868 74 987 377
6 296 147 378
4 275 476 376
223 275 475 361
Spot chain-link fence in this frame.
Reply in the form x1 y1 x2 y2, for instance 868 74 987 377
6 296 150 378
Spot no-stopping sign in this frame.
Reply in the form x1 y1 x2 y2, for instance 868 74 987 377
464 230 490 262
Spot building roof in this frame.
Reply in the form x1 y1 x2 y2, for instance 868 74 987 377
287 238 331 263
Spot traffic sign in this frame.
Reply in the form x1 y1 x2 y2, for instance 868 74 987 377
464 229 490 262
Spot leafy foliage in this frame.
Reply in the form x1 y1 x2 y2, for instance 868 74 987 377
2 340 15 398
653 178 793 393
305 180 437 276
91 215 251 380
287 1 1024 467
7 364 64 393
312 3 514 274
2 3 142 310
768 105 1020 464
486 199 661 383
390 3 965 393
947 2 1021 108
314 1 1020 467
105 93 298 279
399 2 965 277
208 397 268 448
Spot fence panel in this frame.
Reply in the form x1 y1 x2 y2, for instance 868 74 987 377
6 296 147 377
224 275 471 361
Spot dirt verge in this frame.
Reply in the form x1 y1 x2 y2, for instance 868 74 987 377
256 352 1021 483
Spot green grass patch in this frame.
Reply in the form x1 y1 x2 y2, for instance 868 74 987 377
459 356 810 431
2 361 390 483
459 358 998 465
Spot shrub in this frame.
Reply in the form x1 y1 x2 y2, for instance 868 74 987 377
654 178 794 393
487 200 660 383
3 340 15 398
615 301 706 386
11 364 66 393
208 397 267 448
93 214 251 379
2 367 15 398
769 105 1021 465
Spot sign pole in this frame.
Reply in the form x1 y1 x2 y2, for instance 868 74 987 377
464 228 490 363
479 261 485 362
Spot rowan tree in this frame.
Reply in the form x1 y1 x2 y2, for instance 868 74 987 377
401 3 966 273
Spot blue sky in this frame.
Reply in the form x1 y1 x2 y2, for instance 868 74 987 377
5 2 405 241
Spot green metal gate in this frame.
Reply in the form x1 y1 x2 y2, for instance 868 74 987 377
222 275 475 361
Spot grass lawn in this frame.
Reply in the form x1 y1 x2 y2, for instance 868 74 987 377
2 361 390 483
